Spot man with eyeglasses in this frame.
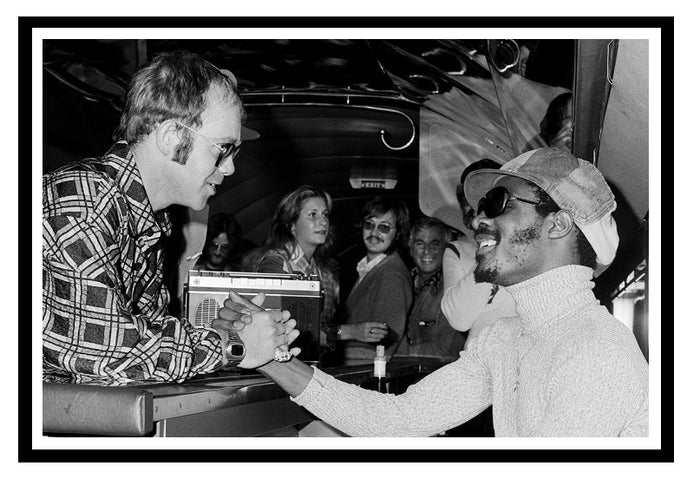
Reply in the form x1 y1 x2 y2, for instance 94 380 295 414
328 196 413 365
195 213 245 272
222 147 648 437
43 51 296 384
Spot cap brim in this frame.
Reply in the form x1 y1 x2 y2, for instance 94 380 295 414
242 126 260 141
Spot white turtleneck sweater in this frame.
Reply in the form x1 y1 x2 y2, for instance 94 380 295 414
292 265 648 437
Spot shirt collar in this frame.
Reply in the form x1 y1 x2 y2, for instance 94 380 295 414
411 267 443 292
106 141 172 246
356 253 387 282
288 243 317 275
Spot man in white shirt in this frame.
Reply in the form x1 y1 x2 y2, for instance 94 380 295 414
441 159 517 345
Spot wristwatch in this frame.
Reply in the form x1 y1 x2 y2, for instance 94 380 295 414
215 326 246 370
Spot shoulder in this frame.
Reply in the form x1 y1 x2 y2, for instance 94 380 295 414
43 157 126 230
254 248 289 274
380 253 412 281
468 316 522 361
443 242 461 260
475 316 521 346
444 238 476 266
44 158 114 205
553 307 648 377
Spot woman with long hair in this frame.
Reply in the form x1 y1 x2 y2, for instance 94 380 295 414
249 185 340 349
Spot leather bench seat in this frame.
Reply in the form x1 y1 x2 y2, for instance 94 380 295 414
43 383 153 436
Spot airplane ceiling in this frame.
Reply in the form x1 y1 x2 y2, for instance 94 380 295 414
41 38 647 292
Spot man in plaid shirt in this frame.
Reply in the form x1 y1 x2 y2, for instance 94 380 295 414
43 51 297 385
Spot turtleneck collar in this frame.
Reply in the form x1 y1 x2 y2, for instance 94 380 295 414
505 265 598 335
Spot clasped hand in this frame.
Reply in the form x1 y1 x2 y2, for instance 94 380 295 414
212 292 300 369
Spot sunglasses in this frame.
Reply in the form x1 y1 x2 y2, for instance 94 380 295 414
477 186 541 218
363 220 396 234
175 121 241 168
207 241 231 252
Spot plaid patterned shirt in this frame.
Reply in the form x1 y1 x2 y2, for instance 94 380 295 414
43 142 223 385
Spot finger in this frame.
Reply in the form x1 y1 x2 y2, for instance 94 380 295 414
212 318 249 332
228 291 265 312
276 333 290 347
265 309 284 323
222 298 251 315
211 319 230 331
218 309 252 326
287 329 300 345
290 347 301 357
281 310 292 322
282 318 297 334
251 292 266 307
217 307 246 322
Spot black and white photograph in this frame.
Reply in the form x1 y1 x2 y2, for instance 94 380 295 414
9 7 682 490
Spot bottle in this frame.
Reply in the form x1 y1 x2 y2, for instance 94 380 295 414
372 345 389 393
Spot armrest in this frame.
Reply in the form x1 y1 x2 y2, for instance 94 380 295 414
43 383 153 436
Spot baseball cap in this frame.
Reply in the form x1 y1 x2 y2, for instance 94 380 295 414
463 147 619 272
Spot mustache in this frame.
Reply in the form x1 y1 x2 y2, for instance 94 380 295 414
475 224 501 242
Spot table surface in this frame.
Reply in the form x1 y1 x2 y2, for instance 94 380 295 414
142 356 447 421
43 356 450 435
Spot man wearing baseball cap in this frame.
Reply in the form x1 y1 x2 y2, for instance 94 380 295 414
221 147 649 437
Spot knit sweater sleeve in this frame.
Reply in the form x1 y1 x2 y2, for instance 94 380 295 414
292 351 492 436
535 336 649 437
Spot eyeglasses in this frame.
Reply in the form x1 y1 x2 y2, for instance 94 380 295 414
477 186 541 219
363 220 396 234
208 241 231 252
175 121 241 168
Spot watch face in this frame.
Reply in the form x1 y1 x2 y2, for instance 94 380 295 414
228 343 245 358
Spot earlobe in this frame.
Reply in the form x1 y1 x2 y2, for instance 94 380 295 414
548 210 575 239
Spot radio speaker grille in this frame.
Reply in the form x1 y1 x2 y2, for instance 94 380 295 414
194 298 220 329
